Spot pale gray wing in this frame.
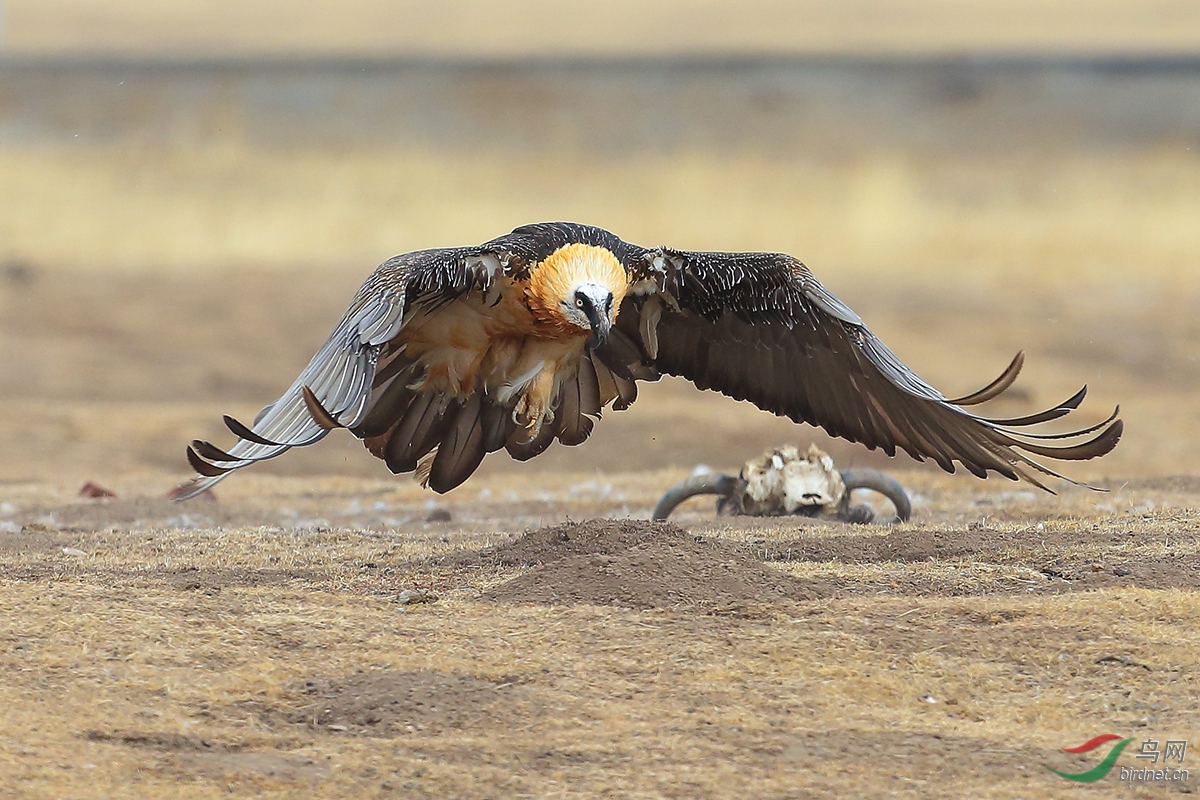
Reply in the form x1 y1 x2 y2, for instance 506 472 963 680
172 247 506 499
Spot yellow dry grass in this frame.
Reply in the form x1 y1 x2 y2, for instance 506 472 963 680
8 0 1200 57
3 143 1200 292
2 51 1199 799
1 470 1197 799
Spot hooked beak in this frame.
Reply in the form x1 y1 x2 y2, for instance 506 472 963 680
584 304 611 350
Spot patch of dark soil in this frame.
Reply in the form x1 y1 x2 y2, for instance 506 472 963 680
955 608 1030 625
467 520 828 610
755 521 1200 593
161 566 326 592
257 670 544 737
85 729 220 751
0 561 327 592
1032 557 1200 592
445 518 683 568
762 522 1174 564
760 528 978 564
0 526 74 554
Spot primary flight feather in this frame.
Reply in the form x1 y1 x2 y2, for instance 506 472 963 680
173 222 1121 499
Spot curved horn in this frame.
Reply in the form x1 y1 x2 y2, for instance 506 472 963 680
651 473 740 521
839 468 912 523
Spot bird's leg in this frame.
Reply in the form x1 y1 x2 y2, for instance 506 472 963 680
512 369 557 439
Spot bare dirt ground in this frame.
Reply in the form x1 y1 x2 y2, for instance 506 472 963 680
1 266 1197 799
0 476 1197 799
1 41 1199 797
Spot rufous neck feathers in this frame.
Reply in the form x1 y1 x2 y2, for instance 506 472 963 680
526 243 629 330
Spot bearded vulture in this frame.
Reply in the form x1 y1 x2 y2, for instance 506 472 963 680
173 222 1121 500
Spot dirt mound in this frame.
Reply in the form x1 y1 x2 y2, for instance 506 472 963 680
260 670 542 737
461 519 827 610
448 518 685 567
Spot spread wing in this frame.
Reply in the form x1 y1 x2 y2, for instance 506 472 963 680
171 246 511 500
601 247 1121 489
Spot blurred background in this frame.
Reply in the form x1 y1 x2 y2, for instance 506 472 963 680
1 1 1198 490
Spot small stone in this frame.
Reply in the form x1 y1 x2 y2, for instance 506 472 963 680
61 547 88 557
326 724 348 732
921 694 938 704
426 508 452 522
396 589 436 605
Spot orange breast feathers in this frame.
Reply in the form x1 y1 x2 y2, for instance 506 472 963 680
394 244 628 404
525 243 630 333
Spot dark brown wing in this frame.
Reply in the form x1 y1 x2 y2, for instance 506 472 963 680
605 247 1121 490
172 246 510 499
173 222 635 499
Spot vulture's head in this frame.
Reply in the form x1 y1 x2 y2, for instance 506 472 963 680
528 243 628 348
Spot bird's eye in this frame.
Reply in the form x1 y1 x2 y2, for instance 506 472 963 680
575 297 585 308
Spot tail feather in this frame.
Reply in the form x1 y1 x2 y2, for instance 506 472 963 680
383 393 458 474
427 392 488 493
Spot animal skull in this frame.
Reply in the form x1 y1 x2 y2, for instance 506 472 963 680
732 445 846 517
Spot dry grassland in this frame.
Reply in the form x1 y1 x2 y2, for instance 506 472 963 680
0 471 1197 799
1 55 1199 797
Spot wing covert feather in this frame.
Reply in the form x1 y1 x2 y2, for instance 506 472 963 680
617 248 1121 489
172 246 502 499
175 222 1122 499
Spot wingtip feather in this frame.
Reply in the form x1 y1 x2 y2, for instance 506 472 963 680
301 384 344 431
948 351 1025 406
223 415 285 446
